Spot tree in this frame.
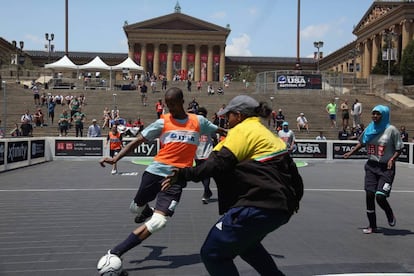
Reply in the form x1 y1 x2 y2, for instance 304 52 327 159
233 65 256 82
400 39 414 85
371 50 399 76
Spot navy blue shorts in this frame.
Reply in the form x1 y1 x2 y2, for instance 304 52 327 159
364 160 395 197
109 149 121 158
133 171 186 216
329 114 336 120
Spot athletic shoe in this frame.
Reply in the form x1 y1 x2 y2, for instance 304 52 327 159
134 204 154 223
111 169 117 175
388 216 396 227
362 227 380 234
202 191 213 204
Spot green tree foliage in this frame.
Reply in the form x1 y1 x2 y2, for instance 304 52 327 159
371 50 399 76
233 65 256 82
400 39 414 85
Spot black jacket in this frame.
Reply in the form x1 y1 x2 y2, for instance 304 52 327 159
179 147 304 215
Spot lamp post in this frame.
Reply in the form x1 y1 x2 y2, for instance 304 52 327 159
113 93 117 111
2 81 6 136
45 33 54 64
383 31 396 79
12 40 24 83
295 0 301 71
349 47 360 90
313 41 324 72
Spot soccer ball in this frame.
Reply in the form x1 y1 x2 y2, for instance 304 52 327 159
97 251 123 275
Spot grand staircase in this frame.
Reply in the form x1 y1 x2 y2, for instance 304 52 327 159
1 81 413 140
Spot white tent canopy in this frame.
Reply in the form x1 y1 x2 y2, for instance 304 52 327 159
111 57 144 71
44 55 78 70
78 56 111 70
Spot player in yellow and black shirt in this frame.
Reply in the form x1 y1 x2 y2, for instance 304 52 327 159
162 95 304 276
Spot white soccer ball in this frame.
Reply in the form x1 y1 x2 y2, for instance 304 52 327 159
97 252 123 275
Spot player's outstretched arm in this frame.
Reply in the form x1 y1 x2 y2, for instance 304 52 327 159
343 142 362 159
161 168 179 191
99 133 147 167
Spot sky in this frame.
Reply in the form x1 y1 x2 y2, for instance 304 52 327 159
0 0 375 58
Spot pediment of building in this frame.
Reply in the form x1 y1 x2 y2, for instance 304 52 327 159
125 12 230 33
354 2 403 33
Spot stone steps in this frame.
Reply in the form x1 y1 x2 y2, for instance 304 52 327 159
1 81 412 140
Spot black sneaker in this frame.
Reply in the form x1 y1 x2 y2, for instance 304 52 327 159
202 191 213 204
134 204 154 224
362 227 380 234
388 216 396 227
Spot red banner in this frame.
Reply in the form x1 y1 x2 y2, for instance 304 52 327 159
187 53 195 63
134 52 141 63
201 54 208 62
159 53 167 62
146 52 153 61
213 55 220 63
173 53 181 62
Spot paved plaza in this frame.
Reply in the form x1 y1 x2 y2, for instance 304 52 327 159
0 159 413 276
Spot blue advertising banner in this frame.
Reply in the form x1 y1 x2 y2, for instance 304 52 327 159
277 74 322 89
397 143 409 163
292 141 327 158
7 140 29 163
31 140 45 159
0 142 4 165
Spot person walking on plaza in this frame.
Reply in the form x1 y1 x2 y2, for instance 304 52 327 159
48 97 57 125
275 108 285 131
400 125 409 142
195 107 216 204
161 95 303 276
344 105 402 234
87 119 101 137
278 122 296 155
97 87 224 272
73 107 86 137
140 82 148 106
351 98 362 128
58 110 70 136
326 98 337 128
155 98 164 119
105 124 123 175
340 99 350 129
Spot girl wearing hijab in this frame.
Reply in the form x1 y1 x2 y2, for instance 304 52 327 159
344 105 403 234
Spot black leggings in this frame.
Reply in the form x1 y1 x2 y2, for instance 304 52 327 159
365 190 394 228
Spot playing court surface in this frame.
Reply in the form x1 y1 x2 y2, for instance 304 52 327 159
0 159 413 275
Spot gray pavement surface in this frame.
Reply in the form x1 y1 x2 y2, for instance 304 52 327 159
0 159 413 276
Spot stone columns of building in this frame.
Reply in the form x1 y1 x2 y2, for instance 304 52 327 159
363 40 371 79
128 43 133 59
181 44 188 79
140 43 147 73
401 19 413 51
371 34 379 70
219 44 226 82
153 43 160 77
194 45 201 82
356 44 362 79
166 44 173 81
207 45 213 82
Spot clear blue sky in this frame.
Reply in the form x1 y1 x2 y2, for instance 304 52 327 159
1 0 374 58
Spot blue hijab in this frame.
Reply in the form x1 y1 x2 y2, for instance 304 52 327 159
362 105 390 144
